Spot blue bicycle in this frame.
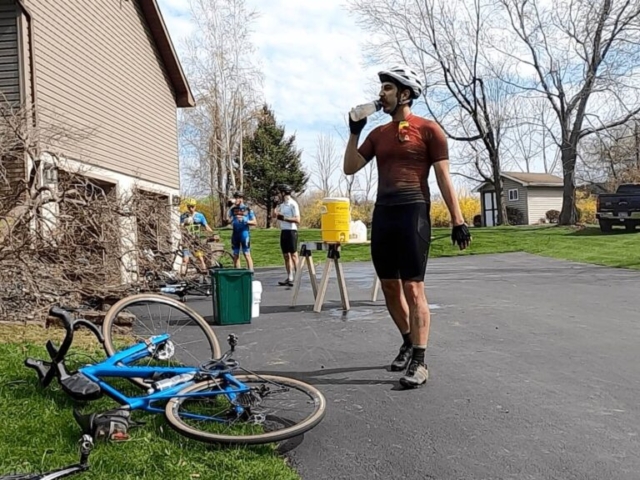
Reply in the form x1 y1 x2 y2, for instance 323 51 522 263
24 306 326 446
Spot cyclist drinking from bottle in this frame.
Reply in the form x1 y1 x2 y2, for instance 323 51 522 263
343 65 472 388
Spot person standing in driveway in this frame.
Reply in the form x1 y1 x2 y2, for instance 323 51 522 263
343 65 472 388
274 184 300 286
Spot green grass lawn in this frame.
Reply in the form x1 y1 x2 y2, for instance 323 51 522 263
0 328 299 480
217 225 640 270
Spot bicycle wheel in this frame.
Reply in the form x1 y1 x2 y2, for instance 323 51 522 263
102 293 221 389
164 374 326 445
210 250 235 269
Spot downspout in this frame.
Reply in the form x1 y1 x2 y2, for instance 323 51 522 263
15 0 41 236
15 0 38 133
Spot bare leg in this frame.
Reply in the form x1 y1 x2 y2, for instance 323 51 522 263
181 256 190 277
233 254 241 268
279 254 293 285
402 281 430 347
244 252 254 271
285 254 294 280
380 279 410 334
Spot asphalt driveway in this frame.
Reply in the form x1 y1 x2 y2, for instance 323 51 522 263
184 252 640 480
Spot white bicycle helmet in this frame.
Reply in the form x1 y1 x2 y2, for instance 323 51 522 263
378 65 424 99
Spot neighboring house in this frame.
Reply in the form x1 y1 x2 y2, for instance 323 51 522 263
473 172 564 226
0 0 195 280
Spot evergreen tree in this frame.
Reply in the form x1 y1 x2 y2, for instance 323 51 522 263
243 104 309 227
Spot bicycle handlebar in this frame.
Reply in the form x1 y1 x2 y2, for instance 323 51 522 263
47 306 105 362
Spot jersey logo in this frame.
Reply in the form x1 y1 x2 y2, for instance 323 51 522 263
398 121 410 143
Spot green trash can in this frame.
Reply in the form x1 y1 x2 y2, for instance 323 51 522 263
210 268 253 325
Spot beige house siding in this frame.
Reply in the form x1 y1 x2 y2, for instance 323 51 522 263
27 0 179 189
503 177 528 223
527 188 563 224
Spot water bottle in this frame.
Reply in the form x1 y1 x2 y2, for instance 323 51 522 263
147 373 195 394
349 100 382 122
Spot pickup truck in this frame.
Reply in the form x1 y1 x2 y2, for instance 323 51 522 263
596 183 640 232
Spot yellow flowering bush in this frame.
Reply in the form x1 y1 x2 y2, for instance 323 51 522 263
430 191 481 227
576 191 597 225
298 190 481 229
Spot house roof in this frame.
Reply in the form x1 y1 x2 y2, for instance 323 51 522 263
141 0 195 108
472 172 564 192
502 172 564 186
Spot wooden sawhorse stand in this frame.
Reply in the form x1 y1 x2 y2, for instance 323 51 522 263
290 243 318 307
290 242 350 313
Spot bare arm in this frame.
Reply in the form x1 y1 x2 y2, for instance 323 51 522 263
433 160 465 226
283 214 300 224
343 134 367 175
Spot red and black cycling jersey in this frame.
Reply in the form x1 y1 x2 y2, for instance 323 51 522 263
357 114 449 206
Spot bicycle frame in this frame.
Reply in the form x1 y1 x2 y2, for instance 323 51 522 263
78 333 250 420
26 306 253 426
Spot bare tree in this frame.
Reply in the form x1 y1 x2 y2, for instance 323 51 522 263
339 171 360 201
349 0 526 225
578 118 640 189
496 0 640 224
311 132 340 196
501 98 560 174
179 0 264 223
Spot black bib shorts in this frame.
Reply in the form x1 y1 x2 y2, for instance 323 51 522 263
370 202 431 281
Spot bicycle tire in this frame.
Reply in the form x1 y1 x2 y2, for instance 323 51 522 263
164 374 326 445
210 250 235 269
102 293 221 390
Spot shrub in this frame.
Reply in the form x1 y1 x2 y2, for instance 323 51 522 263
506 206 525 225
473 214 482 227
350 202 374 227
431 191 481 227
576 194 596 225
298 189 481 229
545 209 560 223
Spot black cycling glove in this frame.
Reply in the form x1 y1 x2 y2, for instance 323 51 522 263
451 223 471 250
349 115 367 135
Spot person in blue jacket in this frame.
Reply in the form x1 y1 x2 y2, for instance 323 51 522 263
227 191 257 271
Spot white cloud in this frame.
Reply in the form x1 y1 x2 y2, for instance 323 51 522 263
157 0 386 195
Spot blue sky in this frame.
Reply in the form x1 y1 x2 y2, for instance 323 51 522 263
157 0 384 193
